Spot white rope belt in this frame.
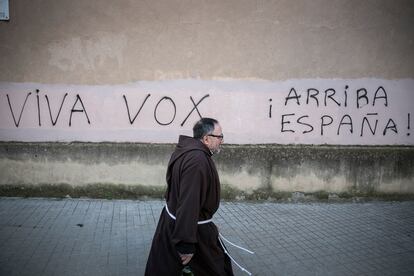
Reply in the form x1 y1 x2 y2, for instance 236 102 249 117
164 205 254 275
165 204 213 224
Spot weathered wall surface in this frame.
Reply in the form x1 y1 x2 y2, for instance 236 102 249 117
218 145 414 195
1 0 413 82
0 0 413 196
1 143 413 197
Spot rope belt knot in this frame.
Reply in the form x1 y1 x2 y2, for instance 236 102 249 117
165 205 254 275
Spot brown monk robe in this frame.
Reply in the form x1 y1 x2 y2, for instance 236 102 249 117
145 135 233 276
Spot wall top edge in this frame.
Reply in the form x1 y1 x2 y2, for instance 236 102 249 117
1 78 414 87
0 141 413 149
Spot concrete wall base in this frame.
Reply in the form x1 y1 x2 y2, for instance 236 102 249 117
1 143 413 199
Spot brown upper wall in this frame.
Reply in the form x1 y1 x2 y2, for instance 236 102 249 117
0 0 413 84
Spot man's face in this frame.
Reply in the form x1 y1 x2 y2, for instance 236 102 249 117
202 124 224 154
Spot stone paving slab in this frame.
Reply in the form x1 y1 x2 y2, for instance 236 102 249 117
0 197 413 276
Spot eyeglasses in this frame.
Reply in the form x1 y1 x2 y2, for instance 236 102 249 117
208 134 224 140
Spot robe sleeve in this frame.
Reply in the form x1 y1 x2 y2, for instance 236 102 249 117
172 151 209 254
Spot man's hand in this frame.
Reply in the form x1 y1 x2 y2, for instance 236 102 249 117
179 253 194 265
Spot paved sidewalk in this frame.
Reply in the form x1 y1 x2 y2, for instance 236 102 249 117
0 198 413 276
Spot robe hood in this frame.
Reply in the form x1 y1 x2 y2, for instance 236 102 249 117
169 135 212 166
165 135 213 200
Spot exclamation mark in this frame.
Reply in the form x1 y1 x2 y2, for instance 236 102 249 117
269 98 272 118
36 89 41 126
408 113 411 136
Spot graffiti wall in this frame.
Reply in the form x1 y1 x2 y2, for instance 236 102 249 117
0 79 412 145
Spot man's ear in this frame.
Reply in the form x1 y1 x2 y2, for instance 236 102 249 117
201 136 209 145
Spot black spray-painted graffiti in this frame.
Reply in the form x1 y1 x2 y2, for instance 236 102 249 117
4 90 209 127
2 86 411 139
122 94 210 126
268 86 411 136
6 90 90 127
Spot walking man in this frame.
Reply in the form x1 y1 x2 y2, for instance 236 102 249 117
145 118 233 275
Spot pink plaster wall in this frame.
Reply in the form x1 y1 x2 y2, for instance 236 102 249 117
1 79 412 145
